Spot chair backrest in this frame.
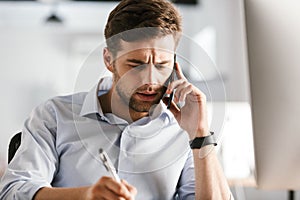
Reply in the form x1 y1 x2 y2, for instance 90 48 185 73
8 132 22 163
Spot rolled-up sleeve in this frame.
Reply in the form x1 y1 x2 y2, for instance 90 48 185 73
176 150 195 200
0 100 59 200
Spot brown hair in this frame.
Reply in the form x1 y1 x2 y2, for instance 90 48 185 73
104 0 182 56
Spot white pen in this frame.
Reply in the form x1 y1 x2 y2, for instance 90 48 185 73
99 148 121 183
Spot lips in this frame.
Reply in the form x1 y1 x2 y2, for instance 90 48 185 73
136 92 158 101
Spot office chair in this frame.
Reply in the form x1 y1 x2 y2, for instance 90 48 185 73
8 132 22 164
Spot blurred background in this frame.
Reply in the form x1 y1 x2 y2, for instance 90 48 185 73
0 0 298 199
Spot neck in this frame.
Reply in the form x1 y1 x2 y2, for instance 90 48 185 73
98 88 148 123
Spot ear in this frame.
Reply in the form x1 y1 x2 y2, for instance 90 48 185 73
103 47 113 72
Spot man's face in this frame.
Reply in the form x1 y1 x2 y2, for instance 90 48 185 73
110 35 175 113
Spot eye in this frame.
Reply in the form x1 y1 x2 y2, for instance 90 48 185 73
128 64 139 68
155 64 164 69
129 64 147 70
155 64 172 71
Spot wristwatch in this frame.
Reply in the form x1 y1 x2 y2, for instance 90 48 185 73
189 131 217 149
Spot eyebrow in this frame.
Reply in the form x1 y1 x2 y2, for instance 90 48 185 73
126 59 172 65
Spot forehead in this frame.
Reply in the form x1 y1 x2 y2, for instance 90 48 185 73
116 35 175 59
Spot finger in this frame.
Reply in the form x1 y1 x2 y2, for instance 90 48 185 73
178 86 194 103
162 96 180 116
89 178 123 200
105 179 132 199
167 78 186 93
121 179 137 197
174 81 193 103
101 188 125 200
174 62 187 80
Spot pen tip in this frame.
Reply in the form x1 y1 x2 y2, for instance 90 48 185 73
99 148 103 154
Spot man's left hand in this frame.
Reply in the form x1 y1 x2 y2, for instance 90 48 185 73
163 63 210 139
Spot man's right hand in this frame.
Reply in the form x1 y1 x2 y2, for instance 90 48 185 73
34 176 137 200
84 177 137 200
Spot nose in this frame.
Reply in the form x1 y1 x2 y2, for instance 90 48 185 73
140 64 160 85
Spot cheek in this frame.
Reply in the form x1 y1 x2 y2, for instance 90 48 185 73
156 70 173 85
116 68 142 84
113 68 140 91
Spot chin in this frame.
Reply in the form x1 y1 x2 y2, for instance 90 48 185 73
130 100 160 113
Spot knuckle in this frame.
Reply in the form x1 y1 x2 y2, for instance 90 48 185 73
115 185 124 194
99 176 112 184
99 176 107 182
131 187 137 195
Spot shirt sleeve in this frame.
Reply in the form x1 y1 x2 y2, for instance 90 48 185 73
176 149 195 200
0 100 59 200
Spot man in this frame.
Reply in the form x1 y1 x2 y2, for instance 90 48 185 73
0 0 232 199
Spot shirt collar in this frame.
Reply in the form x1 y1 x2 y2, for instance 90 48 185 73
79 76 112 117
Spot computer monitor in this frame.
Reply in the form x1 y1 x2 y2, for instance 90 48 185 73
245 0 300 190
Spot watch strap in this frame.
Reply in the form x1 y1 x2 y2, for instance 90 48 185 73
189 131 217 149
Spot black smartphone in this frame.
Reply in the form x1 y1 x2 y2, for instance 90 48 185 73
167 54 176 109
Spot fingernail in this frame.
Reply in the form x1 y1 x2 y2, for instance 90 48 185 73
177 101 185 108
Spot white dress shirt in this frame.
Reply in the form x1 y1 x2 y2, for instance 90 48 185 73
0 77 195 200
